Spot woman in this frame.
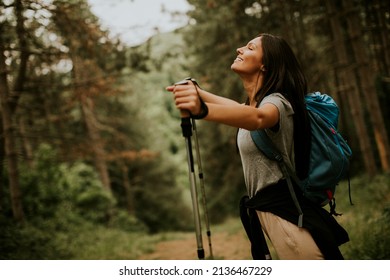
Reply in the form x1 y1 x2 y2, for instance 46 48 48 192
166 33 349 260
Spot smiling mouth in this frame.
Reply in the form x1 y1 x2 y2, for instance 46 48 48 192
234 57 243 62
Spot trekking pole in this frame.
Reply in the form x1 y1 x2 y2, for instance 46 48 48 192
192 118 214 259
175 79 205 260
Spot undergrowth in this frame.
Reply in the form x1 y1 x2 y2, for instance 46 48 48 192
1 173 389 260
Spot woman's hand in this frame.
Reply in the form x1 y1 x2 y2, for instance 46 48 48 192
166 80 203 118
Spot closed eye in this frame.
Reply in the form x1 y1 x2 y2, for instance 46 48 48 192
247 43 256 50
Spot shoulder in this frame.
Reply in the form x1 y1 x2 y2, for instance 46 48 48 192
260 93 294 116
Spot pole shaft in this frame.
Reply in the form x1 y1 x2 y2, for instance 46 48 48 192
181 117 204 260
192 119 213 259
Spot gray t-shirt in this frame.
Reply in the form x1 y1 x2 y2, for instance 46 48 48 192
237 93 295 198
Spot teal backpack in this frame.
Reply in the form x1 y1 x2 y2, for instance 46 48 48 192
251 92 352 227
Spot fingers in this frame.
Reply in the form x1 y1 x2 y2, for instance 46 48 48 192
166 85 175 92
166 83 200 114
175 91 199 111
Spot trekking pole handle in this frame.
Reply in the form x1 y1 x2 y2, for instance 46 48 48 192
174 77 198 86
174 77 204 136
174 77 203 118
174 79 192 119
174 79 192 137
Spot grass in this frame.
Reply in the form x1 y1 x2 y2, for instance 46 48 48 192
334 173 390 259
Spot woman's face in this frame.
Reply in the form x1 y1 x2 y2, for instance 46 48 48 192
231 36 264 77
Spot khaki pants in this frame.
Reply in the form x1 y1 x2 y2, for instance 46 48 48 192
257 211 324 260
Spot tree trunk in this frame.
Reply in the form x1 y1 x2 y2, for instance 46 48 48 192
326 0 377 175
19 117 34 168
11 0 29 114
344 0 390 172
369 0 390 76
80 94 111 190
0 115 4 213
121 162 135 215
0 38 24 223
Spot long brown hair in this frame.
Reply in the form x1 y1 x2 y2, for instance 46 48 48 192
256 33 311 179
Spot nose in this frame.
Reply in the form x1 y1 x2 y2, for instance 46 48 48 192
236 47 243 55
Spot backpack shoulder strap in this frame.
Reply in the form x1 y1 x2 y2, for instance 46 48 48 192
250 129 283 162
250 129 304 227
250 129 301 184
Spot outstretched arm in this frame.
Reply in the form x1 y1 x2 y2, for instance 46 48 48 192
166 82 279 131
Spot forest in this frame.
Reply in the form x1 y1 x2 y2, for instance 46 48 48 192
0 0 389 260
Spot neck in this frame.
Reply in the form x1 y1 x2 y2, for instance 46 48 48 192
241 73 263 106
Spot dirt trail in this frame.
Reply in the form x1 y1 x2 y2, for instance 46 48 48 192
138 231 252 260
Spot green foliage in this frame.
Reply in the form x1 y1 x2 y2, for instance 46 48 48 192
1 147 149 259
60 160 116 223
336 174 390 259
0 218 72 259
0 212 148 260
109 209 147 233
20 144 69 219
19 144 114 224
0 143 148 259
129 155 194 233
348 204 390 259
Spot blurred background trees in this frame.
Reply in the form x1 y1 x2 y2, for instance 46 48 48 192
0 0 389 259
0 0 193 235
